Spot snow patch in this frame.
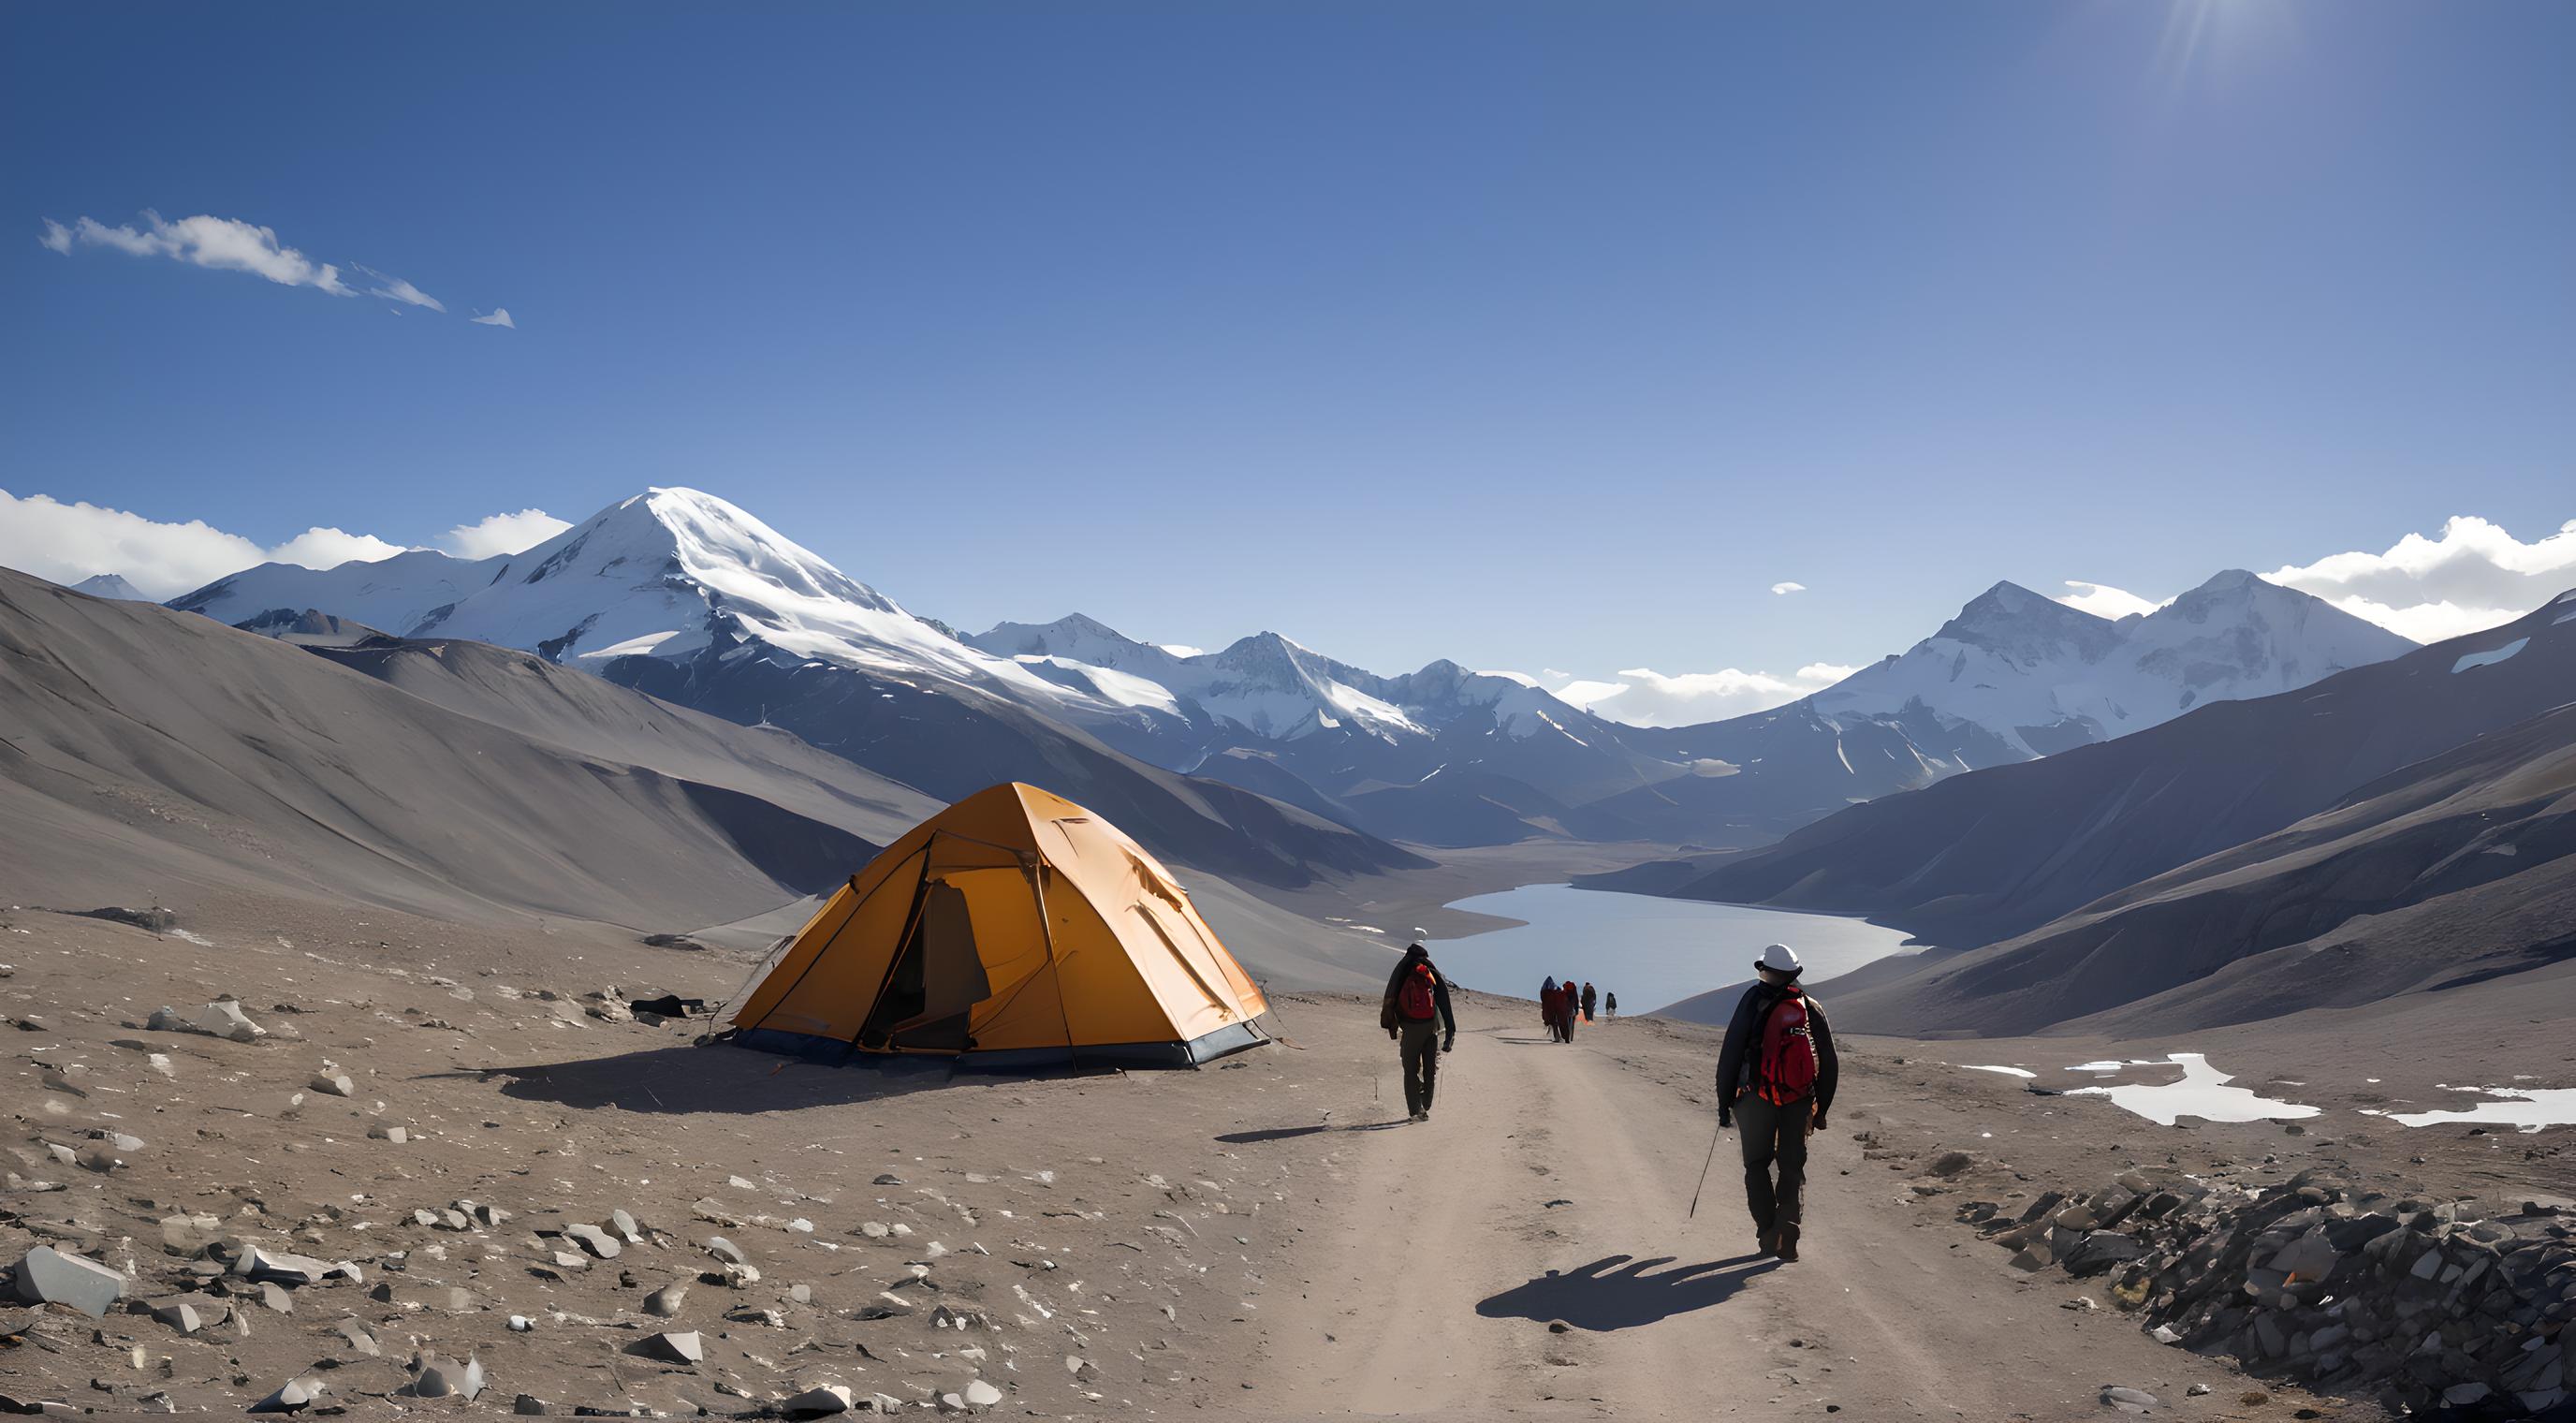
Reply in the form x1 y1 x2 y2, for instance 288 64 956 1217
2066 1052 2320 1126
2368 1085 2576 1133
1960 1064 2035 1078
2451 638 2528 673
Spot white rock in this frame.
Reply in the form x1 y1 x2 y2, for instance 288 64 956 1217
9 1244 125 1317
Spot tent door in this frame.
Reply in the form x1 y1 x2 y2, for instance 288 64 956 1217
859 879 988 1052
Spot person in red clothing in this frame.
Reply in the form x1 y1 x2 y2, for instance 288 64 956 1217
1714 943 1840 1261
1379 943 1456 1122
1559 970 1579 1042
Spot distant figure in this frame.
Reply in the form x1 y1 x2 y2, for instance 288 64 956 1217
1715 944 1838 1262
1540 976 1564 1041
1559 970 1579 1042
1604 990 1617 1020
1380 943 1456 1122
1580 981 1597 1023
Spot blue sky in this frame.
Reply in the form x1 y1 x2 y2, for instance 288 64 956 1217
5 1 2570 721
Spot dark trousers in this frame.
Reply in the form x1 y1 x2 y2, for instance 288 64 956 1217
1398 1019 1442 1114
1736 1093 1812 1240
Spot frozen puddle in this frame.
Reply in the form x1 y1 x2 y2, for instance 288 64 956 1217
2066 1052 2320 1127
2365 1086 2576 1134
1961 1064 2036 1078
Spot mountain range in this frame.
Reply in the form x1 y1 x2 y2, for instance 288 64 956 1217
159 488 2415 858
1642 591 2576 1034
0 565 1399 991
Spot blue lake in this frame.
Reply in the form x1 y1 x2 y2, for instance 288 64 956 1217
1427 883 1920 1017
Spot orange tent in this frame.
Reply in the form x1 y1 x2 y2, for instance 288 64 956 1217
724 784 1270 1067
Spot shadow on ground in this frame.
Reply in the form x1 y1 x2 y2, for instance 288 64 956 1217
1216 1119 1412 1144
472 1043 1039 1114
1476 1254 1777 1330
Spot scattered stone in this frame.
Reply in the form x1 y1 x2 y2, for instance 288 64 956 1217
963 1379 1003 1407
629 1329 704 1363
308 1074 353 1098
783 1384 855 1417
10 1245 125 1318
195 999 265 1042
513 1396 551 1416
334 1319 381 1356
247 1377 324 1414
563 1224 622 1259
644 1282 688 1317
2101 1386 2159 1414
1926 1151 1974 1177
704 1236 748 1266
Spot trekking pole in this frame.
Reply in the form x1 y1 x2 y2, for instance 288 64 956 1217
1686 1114 1723 1221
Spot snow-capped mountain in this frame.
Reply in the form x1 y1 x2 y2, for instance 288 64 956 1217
965 614 1711 843
1804 570 2414 763
165 490 1425 888
69 573 149 600
973 617 1582 746
175 490 1108 715
161 488 2420 857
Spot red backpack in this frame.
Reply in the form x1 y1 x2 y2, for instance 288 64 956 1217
1398 963 1440 1021
1755 987 1818 1105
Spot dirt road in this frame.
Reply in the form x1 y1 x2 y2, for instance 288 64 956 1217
1243 995 2337 1420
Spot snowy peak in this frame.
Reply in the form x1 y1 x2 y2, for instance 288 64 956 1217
2123 569 2414 703
970 613 1177 674
69 573 147 600
1805 569 2414 760
1933 580 2123 663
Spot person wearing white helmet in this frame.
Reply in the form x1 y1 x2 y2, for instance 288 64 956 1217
1712 943 1839 1261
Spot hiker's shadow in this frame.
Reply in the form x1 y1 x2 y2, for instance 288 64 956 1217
1476 1254 1778 1331
1216 1120 1411 1144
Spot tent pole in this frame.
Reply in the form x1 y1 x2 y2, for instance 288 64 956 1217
1027 852 1078 1073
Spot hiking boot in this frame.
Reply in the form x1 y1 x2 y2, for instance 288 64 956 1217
1409 1109 1427 1122
1775 1225 1801 1263
1757 1228 1778 1257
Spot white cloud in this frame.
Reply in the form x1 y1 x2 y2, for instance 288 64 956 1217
44 212 355 294
1770 581 1807 596
355 265 445 313
266 526 409 568
2265 516 2576 643
470 308 517 328
0 490 270 600
0 491 578 601
41 212 473 316
2056 580 2169 620
1536 662 1858 728
438 508 570 559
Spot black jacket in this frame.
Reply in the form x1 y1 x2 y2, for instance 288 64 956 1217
1380 946 1457 1037
1714 980 1837 1115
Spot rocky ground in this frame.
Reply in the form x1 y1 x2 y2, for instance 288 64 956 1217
3 890 2569 1418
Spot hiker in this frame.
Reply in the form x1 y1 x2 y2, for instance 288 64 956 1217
1714 943 1838 1262
1559 970 1578 1041
1603 990 1617 1020
1540 976 1564 1041
1380 943 1456 1122
1580 981 1597 1023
